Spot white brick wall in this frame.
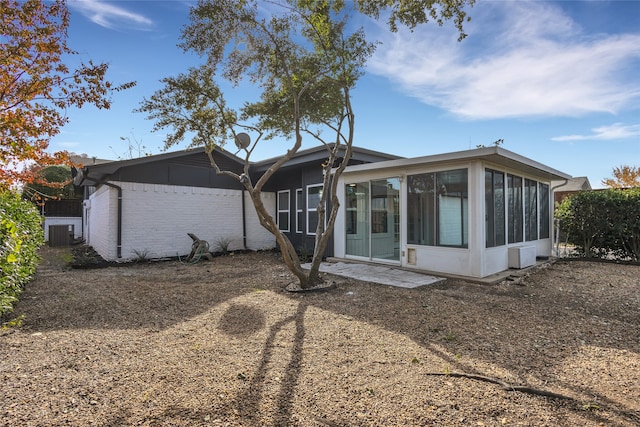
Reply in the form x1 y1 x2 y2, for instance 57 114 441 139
86 181 276 261
245 191 277 250
86 184 118 260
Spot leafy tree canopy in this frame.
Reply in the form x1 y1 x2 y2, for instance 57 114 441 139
138 0 474 288
22 165 78 202
0 0 135 188
601 165 640 188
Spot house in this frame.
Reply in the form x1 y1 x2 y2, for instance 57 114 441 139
42 155 113 245
333 146 571 278
74 144 571 279
26 157 109 246
72 145 399 261
552 176 592 206
40 198 83 246
255 145 402 255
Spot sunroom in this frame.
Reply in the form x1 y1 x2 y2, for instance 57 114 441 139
333 146 571 279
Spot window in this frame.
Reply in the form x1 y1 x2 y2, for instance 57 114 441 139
524 179 537 241
485 169 505 247
345 182 370 258
295 189 303 233
407 169 468 248
345 184 359 235
345 178 400 261
539 183 550 239
277 190 290 232
504 174 551 243
307 184 323 235
407 173 435 245
371 193 388 233
507 174 523 243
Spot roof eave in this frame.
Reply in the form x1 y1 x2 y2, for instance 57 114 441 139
74 146 244 187
337 146 572 181
253 144 403 172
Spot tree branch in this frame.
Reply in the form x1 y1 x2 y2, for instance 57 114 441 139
425 371 574 400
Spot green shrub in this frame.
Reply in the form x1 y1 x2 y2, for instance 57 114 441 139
556 188 640 261
1 191 44 316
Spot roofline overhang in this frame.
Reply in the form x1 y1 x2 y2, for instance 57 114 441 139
74 143 400 186
252 144 403 172
334 146 572 182
73 146 244 187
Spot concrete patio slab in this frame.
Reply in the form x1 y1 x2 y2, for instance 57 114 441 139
302 261 445 288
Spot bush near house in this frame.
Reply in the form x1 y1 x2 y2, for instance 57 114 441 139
556 188 640 261
1 191 44 317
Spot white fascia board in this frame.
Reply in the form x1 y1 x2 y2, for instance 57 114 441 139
335 146 571 181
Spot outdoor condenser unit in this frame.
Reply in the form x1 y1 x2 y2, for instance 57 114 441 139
508 245 536 269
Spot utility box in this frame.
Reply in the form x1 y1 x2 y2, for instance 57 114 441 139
48 224 74 247
508 245 536 269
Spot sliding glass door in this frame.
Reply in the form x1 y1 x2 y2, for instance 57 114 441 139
345 182 370 258
345 178 400 262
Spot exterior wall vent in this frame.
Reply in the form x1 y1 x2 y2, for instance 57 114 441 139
407 248 417 265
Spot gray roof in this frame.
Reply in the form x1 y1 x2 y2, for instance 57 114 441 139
73 147 243 186
252 144 403 171
74 144 403 185
552 176 592 191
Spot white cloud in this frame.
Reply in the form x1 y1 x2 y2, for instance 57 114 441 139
368 1 640 119
51 140 83 151
69 0 154 30
552 123 640 141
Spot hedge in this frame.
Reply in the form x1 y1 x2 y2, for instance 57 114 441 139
1 190 44 317
556 188 640 262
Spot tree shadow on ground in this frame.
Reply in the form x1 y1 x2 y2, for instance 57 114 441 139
279 261 640 426
4 250 638 426
9 248 291 332
231 302 307 426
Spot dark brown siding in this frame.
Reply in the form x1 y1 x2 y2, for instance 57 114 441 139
112 151 243 190
44 199 82 217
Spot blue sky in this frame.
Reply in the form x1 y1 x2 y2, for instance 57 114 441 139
53 0 640 188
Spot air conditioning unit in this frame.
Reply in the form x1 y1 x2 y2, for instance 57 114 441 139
508 245 536 269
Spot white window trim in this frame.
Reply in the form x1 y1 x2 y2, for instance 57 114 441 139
277 190 290 232
306 184 324 235
295 188 303 233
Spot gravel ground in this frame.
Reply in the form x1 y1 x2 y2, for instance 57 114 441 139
1 247 639 426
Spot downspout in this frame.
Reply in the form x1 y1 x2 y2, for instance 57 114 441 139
241 189 247 250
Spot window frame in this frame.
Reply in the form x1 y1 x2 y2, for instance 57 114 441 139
277 189 290 232
506 174 554 243
485 169 506 248
407 168 468 249
538 182 550 239
295 188 303 234
306 184 324 235
507 174 523 244
524 178 538 242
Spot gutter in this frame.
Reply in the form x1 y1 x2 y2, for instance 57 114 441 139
551 179 570 194
242 189 247 250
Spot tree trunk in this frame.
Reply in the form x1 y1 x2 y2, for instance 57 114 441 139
247 187 316 288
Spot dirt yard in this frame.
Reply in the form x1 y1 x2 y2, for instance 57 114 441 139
1 247 639 426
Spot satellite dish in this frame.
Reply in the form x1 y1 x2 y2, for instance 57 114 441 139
235 132 251 150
